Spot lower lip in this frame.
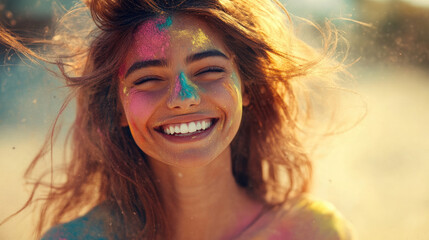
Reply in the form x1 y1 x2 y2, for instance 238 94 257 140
157 120 217 143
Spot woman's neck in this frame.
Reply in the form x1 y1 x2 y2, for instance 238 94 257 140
148 147 264 240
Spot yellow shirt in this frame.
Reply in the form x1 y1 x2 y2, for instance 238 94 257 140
238 194 354 240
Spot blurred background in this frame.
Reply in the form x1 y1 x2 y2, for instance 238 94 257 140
1 0 428 239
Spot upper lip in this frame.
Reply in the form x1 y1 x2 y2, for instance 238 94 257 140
154 113 219 129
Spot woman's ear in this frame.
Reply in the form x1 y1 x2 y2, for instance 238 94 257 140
242 93 250 107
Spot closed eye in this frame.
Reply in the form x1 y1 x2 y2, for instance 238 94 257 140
194 66 225 76
133 76 163 85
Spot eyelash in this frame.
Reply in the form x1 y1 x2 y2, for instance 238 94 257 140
195 66 225 76
132 67 224 85
133 76 162 85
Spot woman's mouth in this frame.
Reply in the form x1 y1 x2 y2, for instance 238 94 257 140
156 118 218 137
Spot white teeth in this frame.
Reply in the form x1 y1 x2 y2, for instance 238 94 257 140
188 122 196 132
161 119 213 135
180 123 189 134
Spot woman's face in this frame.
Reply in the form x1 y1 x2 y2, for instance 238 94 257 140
119 15 247 167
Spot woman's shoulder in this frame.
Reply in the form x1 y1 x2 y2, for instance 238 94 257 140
276 194 354 239
41 202 115 240
244 194 354 240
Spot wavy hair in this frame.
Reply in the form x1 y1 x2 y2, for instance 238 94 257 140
1 0 345 238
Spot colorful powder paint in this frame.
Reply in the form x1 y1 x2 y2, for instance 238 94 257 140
171 28 212 51
171 29 191 42
118 16 173 79
134 16 171 60
173 72 199 100
191 28 211 49
122 86 129 96
231 72 241 90
222 72 241 101
156 16 173 30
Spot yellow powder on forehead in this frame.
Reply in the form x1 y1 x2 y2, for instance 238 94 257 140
171 28 211 49
191 28 210 48
171 29 188 40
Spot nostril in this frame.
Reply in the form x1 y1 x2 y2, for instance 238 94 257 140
167 89 201 109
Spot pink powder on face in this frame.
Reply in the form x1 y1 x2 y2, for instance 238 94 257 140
125 88 163 144
173 74 182 98
118 16 171 79
171 72 199 101
134 16 171 60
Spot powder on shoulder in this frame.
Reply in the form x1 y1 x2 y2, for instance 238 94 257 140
270 194 355 240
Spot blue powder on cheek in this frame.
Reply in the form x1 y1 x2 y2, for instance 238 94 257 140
178 72 199 100
157 16 173 30
231 72 241 89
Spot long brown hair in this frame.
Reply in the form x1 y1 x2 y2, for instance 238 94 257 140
1 0 345 238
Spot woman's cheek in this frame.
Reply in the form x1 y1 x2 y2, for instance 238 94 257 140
124 90 162 139
220 80 243 109
211 79 243 131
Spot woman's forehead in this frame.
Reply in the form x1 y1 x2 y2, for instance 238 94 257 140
118 14 230 77
132 15 223 53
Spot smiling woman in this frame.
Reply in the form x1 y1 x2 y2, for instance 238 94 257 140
119 15 246 167
1 0 353 239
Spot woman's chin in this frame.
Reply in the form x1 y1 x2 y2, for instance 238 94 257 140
148 146 230 169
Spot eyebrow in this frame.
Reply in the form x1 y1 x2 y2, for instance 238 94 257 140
186 49 229 64
125 59 167 78
124 50 228 78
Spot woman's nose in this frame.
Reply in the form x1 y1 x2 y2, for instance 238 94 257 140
167 72 201 110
